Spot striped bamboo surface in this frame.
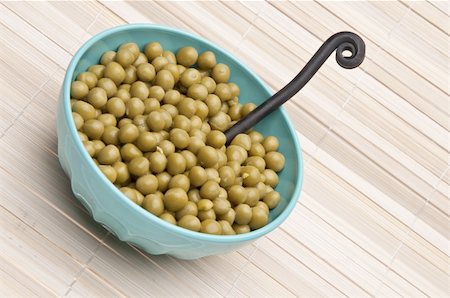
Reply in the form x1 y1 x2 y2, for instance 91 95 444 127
0 1 448 297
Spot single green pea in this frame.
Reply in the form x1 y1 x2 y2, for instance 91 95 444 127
136 174 159 195
234 204 252 225
102 126 120 145
232 224 250 234
200 180 220 200
97 78 117 98
249 207 269 230
197 146 218 168
98 165 117 183
214 83 232 102
154 69 175 91
166 152 186 175
188 188 201 203
180 150 197 170
179 68 201 88
244 187 260 207
163 50 177 64
263 191 281 209
211 63 230 83
168 174 190 192
116 48 135 67
83 141 96 157
176 46 198 67
241 103 256 117
148 86 165 101
200 219 222 235
264 152 285 172
104 61 125 86
206 130 226 149
113 161 130 185
97 145 120 165
195 100 209 120
120 187 139 204
219 220 235 235
158 140 175 156
160 212 177 225
230 134 252 151
156 172 171 192
123 65 137 84
177 97 196 118
169 128 190 149
149 151 167 174
245 156 266 173
249 143 266 157
177 215 201 232
80 74 99 93
71 81 89 100
118 43 140 60
83 119 105 140
164 187 188 212
72 112 84 130
218 166 236 188
128 156 150 177
227 185 247 205
262 136 279 152
187 83 208 101
118 123 139 144
175 201 198 220
143 193 164 216
213 199 231 216
209 112 231 132
144 98 160 114
201 76 216 94
101 51 116 65
197 51 216 70
133 52 148 67
144 42 163 60
228 104 242 121
262 169 279 187
248 131 264 144
146 111 165 132
218 208 236 225
88 65 106 79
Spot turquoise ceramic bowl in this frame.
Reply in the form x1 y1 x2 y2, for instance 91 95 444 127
57 24 303 259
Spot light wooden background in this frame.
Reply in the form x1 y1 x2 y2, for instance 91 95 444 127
0 1 448 297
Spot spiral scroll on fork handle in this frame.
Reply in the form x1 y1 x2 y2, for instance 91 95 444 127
224 31 366 143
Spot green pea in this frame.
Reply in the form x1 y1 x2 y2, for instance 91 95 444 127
143 193 164 216
200 219 222 235
219 220 235 235
144 42 163 60
97 145 120 165
200 180 220 200
128 156 149 177
197 146 218 168
264 152 285 172
168 174 190 192
177 215 201 232
156 172 171 192
227 185 247 205
211 63 230 83
113 161 130 185
164 188 188 212
176 46 198 67
101 126 119 145
166 152 186 175
83 119 105 140
136 174 159 195
149 151 167 174
71 81 89 99
263 191 281 209
175 201 198 220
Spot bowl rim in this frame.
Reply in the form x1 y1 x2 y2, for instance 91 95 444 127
63 23 303 243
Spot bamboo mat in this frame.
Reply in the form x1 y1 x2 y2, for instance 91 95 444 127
0 1 448 297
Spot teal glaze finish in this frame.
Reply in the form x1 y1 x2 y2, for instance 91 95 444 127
57 24 303 259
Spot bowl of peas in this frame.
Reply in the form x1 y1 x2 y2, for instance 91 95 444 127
57 24 303 259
